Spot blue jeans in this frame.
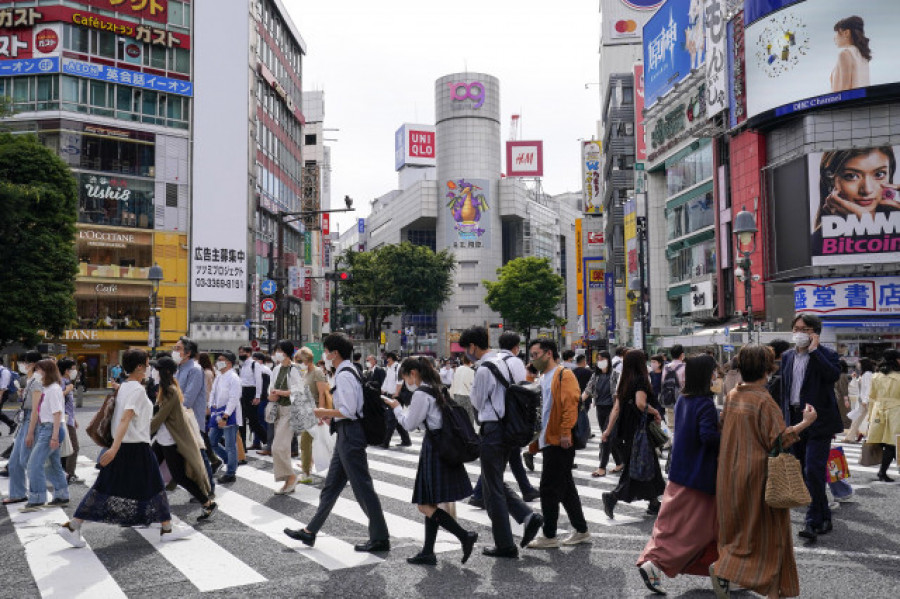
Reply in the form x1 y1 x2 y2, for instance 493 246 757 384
209 424 237 475
27 423 68 504
7 409 33 500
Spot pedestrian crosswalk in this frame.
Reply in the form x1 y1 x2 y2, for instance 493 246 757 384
0 434 892 597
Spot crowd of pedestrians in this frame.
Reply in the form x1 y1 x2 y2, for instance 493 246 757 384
1 312 898 597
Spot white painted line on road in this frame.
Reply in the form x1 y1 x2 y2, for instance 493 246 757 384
1 478 126 599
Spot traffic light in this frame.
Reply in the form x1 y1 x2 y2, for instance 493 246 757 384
326 271 352 282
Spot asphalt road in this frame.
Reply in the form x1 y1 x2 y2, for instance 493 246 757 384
1 405 899 599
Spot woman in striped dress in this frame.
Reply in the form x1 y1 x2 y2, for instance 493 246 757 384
711 345 817 599
382 357 478 565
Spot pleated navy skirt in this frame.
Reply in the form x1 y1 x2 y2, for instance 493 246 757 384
74 442 171 526
412 432 473 505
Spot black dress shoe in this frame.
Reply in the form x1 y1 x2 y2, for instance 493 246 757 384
522 452 535 471
398 441 412 447
378 443 390 449
877 473 895 483
461 531 478 564
602 492 617 520
218 474 237 484
646 499 661 516
798 524 818 541
284 527 316 546
468 497 485 509
520 512 544 548
355 539 390 552
814 520 833 535
406 552 437 565
482 545 518 558
522 489 540 502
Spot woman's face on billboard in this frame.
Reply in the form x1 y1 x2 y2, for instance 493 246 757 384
833 28 852 48
834 150 891 210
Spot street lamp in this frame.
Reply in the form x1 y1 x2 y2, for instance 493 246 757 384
147 263 163 357
733 207 758 344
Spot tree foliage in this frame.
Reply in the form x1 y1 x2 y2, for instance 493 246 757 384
483 257 565 341
0 134 78 348
336 242 456 339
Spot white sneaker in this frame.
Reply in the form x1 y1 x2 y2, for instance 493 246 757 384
639 561 666 595
828 501 839 510
526 535 559 549
836 491 855 502
57 523 86 548
160 524 194 542
560 530 592 546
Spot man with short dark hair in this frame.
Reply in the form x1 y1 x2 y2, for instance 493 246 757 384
462 326 542 558
365 355 385 387
352 352 364 376
780 314 842 542
208 351 242 483
174 336 215 495
237 345 266 450
380 352 410 448
573 355 593 396
284 333 390 552
560 350 577 370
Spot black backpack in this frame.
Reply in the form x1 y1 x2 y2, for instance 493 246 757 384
482 359 542 448
659 363 683 408
345 368 390 445
421 385 481 465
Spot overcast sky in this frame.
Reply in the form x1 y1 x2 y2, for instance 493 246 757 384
283 0 601 234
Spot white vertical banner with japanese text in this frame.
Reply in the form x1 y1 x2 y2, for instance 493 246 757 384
704 0 727 115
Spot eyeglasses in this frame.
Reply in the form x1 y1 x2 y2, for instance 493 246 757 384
529 351 545 359
792 326 815 333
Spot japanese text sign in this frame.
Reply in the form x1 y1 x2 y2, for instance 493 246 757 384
794 277 900 316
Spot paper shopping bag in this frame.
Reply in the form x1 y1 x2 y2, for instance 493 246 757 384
826 447 850 483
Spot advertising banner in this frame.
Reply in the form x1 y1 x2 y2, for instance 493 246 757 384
394 123 436 170
0 55 57 77
743 0 802 25
633 64 647 161
643 0 706 107
605 272 616 338
704 0 727 115
0 24 59 59
601 0 663 46
582 141 602 214
62 58 192 96
794 276 900 316
576 219 584 317
808 146 900 266
445 177 491 249
745 0 899 120
727 11 748 128
506 141 544 177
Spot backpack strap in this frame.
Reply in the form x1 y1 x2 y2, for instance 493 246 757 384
480 361 510 421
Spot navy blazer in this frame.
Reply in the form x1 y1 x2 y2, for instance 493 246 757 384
779 345 842 440
667 394 720 495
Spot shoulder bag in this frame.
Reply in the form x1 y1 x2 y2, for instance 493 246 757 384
288 366 317 434
629 410 657 482
765 435 811 509
562 368 591 450
86 391 117 448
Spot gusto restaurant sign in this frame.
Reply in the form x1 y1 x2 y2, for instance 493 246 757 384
448 81 485 109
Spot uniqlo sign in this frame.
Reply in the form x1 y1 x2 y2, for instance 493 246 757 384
394 123 436 170
408 129 435 159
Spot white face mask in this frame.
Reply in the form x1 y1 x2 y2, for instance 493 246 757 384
19 363 29 374
172 351 183 365
792 332 811 348
216 361 227 372
274 352 286 363
150 370 160 385
406 383 419 393
597 360 608 370
68 369 78 379
324 358 333 370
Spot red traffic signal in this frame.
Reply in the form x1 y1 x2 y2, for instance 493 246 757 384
338 271 350 281
326 271 352 282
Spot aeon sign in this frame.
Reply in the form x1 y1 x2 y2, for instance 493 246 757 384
448 81 485 109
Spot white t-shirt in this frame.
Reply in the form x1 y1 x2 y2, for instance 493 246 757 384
113 380 153 443
155 423 176 446
39 383 65 423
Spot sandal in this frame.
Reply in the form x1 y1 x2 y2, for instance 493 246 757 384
198 502 218 521
592 468 607 478
611 465 625 473
2 497 26 505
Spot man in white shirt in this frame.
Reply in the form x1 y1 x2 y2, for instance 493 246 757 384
450 355 476 423
380 352 410 448
439 360 455 386
208 351 242 483
462 326 542 559
284 333 390 552
237 345 266 450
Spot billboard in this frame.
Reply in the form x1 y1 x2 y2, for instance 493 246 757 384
704 0 727 115
582 141 602 214
634 64 647 160
445 178 491 249
394 124 436 171
745 0 899 120
643 0 706 107
506 141 543 177
794 276 900 317
808 146 900 266
743 0 803 25
727 11 748 128
0 24 59 59
601 0 664 46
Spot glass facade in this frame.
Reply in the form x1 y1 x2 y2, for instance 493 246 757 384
666 143 714 196
77 172 155 229
669 239 717 284
666 190 715 240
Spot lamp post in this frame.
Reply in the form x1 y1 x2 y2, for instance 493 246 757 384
147 263 163 357
733 207 759 344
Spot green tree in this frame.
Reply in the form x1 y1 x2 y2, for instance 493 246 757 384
483 257 565 342
336 242 456 340
0 134 78 348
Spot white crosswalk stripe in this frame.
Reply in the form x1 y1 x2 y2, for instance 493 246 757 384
0 433 894 597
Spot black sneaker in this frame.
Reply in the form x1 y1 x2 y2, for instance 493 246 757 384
0 468 9 478
218 474 237 484
522 452 535 471
20 502 46 513
467 496 485 509
520 512 544 548
47 498 69 508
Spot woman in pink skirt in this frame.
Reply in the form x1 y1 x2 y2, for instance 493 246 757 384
636 354 721 595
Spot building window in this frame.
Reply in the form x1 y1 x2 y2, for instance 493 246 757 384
666 143 713 197
169 1 191 28
668 239 716 284
166 183 178 207
667 191 714 241
304 133 317 146
77 173 155 229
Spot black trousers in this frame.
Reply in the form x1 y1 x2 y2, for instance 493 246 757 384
595 404 622 469
383 408 410 446
240 386 268 446
539 445 587 538
152 442 209 504
480 422 532 549
880 444 897 476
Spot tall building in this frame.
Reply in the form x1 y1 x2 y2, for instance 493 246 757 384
0 0 192 386
192 0 318 351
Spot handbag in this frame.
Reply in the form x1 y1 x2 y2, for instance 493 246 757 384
571 401 591 450
264 401 278 424
289 368 316 434
826 446 850 483
59 428 74 458
647 420 669 449
765 435 811 509
859 443 883 467
629 412 657 482
86 392 117 448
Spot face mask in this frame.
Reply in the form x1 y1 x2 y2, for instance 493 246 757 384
151 370 160 385
274 352 286 363
172 351 183 365
532 356 549 372
597 360 608 370
298 363 308 373
18 363 29 374
324 358 333 370
69 369 78 379
239 354 249 362
406 383 419 393
216 361 227 372
792 332 811 348
465 351 478 364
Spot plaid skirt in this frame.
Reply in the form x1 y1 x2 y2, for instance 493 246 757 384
412 431 473 505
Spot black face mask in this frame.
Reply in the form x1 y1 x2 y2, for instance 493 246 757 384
239 354 249 361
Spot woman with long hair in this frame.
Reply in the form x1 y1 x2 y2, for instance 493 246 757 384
269 340 306 495
865 349 900 482
831 16 871 93
58 349 192 547
57 358 83 485
845 357 877 442
601 349 665 519
382 357 477 565
21 360 69 511
712 345 816 599
586 350 622 477
636 354 721 595
150 357 216 520
196 352 222 474
813 147 900 231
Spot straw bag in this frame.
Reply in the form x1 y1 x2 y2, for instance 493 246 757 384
765 435 811 509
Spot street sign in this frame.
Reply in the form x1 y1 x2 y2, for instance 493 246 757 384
262 313 275 322
261 279 277 296
380 331 387 345
147 315 157 348
261 298 276 314
723 344 735 353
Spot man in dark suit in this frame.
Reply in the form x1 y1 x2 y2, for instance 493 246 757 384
779 313 842 542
